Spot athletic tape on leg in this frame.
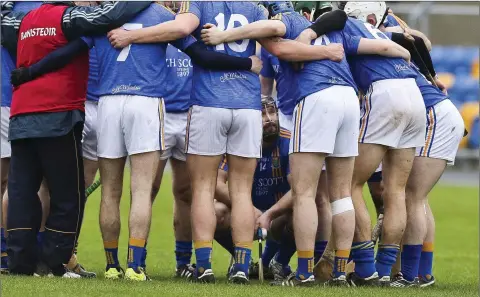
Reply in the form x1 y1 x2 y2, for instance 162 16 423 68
331 197 354 216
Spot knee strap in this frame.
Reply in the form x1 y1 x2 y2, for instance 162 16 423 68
331 197 354 216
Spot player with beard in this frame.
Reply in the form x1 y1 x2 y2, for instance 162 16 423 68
214 96 295 282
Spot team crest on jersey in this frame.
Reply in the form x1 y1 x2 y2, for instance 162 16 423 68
272 157 280 169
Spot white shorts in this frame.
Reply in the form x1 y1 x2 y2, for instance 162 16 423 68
290 86 360 157
1 107 10 159
97 95 165 159
82 100 98 161
359 78 426 149
161 112 188 162
415 99 464 166
185 105 262 158
278 110 293 132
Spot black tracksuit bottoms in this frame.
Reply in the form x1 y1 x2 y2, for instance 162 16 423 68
7 123 85 275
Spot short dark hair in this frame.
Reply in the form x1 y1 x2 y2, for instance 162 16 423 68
300 7 311 14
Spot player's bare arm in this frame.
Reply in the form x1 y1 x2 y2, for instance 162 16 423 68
357 38 411 62
200 20 343 62
260 36 344 62
201 20 287 45
108 13 200 48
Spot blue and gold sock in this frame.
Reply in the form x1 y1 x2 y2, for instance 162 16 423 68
104 240 120 269
194 241 213 273
418 242 434 278
141 241 148 269
333 249 350 278
1 228 6 268
401 244 422 281
314 241 328 264
127 238 146 270
234 242 252 275
375 244 400 278
351 241 376 278
175 241 192 268
262 239 279 267
296 250 314 280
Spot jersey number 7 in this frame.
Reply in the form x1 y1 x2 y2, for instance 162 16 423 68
116 23 143 62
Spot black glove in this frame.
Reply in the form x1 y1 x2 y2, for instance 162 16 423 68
10 67 32 87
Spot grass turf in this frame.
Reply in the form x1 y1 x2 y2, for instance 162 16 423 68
1 172 478 297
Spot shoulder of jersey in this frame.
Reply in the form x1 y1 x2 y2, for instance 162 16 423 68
178 1 192 14
155 3 176 15
279 128 291 139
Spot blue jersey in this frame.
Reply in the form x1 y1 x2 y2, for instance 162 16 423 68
280 13 359 101
412 64 447 108
383 15 400 28
343 18 417 93
86 49 99 102
94 4 195 98
220 128 291 211
164 45 193 112
1 1 42 107
260 19 301 115
180 1 266 110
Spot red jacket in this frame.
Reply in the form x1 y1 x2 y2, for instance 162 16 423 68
11 4 88 117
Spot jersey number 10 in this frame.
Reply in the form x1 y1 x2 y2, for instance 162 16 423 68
214 13 249 53
116 23 143 62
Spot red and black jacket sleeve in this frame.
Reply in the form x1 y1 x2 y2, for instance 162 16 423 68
61 1 152 41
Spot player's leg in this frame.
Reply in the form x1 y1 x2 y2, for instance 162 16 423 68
379 78 426 286
0 158 9 272
419 202 435 287
97 95 128 279
403 100 463 287
268 215 294 280
314 171 330 265
323 87 359 286
6 138 43 275
400 157 445 283
37 180 49 259
350 81 407 286
226 108 262 284
0 106 11 272
65 99 98 277
286 95 331 286
124 96 163 281
37 123 86 276
171 158 194 278
186 105 229 283
367 166 384 245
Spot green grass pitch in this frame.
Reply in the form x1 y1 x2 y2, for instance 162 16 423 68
1 172 478 297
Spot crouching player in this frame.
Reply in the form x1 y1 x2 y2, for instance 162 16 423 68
214 96 295 283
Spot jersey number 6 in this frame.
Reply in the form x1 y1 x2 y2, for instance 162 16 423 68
214 13 249 53
116 23 143 62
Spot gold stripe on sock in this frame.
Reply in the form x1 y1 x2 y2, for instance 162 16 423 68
103 240 118 249
194 241 213 249
235 242 253 249
422 242 434 252
129 238 146 247
297 250 314 258
335 249 350 258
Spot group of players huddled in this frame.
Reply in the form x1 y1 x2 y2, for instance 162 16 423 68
0 0 465 288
